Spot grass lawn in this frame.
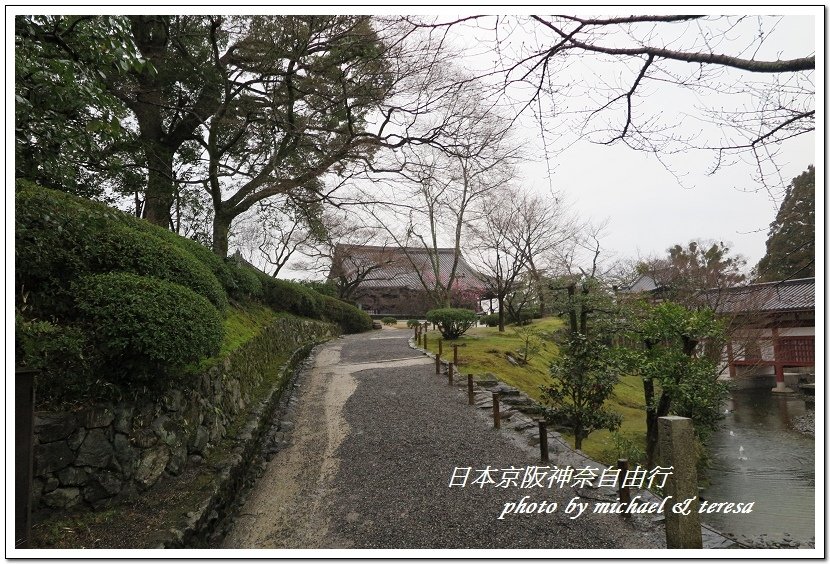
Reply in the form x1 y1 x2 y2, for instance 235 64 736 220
420 316 649 466
420 317 564 402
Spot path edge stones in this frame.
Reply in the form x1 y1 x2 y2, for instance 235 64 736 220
157 340 330 548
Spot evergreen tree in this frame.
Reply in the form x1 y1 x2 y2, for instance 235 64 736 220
755 165 815 281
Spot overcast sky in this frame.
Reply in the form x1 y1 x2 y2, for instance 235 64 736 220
277 8 819 279
439 12 818 271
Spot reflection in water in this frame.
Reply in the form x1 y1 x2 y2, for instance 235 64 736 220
702 389 815 543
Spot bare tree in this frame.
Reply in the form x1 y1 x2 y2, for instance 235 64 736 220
292 212 402 301
370 78 521 308
407 14 815 192
509 189 577 316
468 189 529 331
233 197 323 277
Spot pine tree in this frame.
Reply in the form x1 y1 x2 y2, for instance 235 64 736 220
756 166 815 281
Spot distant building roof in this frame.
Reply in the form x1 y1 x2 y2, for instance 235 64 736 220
330 244 485 292
620 274 665 293
702 277 815 314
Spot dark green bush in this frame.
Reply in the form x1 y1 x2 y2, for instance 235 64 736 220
302 280 338 297
406 319 420 328
481 313 500 327
320 295 372 334
73 273 223 381
510 310 535 326
15 182 228 314
93 223 227 309
259 276 323 319
382 316 398 326
226 262 263 300
426 308 478 339
15 314 95 405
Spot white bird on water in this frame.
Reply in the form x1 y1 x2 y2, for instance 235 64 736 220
729 430 736 437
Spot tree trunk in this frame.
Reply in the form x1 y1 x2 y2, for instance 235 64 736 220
142 143 175 227
497 295 505 332
644 378 657 468
212 212 232 258
645 388 673 468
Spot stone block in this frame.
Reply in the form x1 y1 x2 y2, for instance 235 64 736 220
191 426 209 454
135 445 170 489
67 427 87 451
34 440 74 476
75 428 114 468
34 412 77 443
81 404 115 428
113 433 136 476
42 475 59 493
42 487 80 509
162 389 183 412
166 444 187 476
57 466 89 487
113 404 134 434
132 428 158 448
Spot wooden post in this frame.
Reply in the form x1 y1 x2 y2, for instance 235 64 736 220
467 374 474 405
453 344 459 365
617 458 631 505
448 362 454 385
424 333 428 351
492 392 501 429
15 369 37 549
659 416 702 549
435 353 441 374
538 420 549 462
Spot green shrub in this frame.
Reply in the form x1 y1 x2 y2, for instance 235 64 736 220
226 262 263 300
259 276 323 319
93 224 227 309
406 319 420 328
302 280 338 297
320 295 372 334
425 308 478 339
510 310 535 326
73 272 223 381
481 313 500 327
15 182 228 314
15 314 95 405
382 316 398 326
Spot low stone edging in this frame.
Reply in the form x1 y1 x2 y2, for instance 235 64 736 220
32 317 338 513
159 341 325 548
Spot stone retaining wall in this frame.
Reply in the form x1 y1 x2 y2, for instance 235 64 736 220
32 317 338 511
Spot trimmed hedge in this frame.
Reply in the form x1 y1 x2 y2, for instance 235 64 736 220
320 295 373 334
73 272 223 381
226 262 264 300
258 275 323 319
15 182 228 314
15 315 92 404
15 181 372 405
481 313 500 327
426 308 478 339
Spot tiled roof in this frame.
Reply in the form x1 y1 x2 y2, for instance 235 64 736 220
331 245 485 291
702 277 815 314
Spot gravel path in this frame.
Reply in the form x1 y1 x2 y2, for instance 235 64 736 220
222 327 665 550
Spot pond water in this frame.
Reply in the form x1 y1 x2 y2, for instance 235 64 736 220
700 389 815 545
